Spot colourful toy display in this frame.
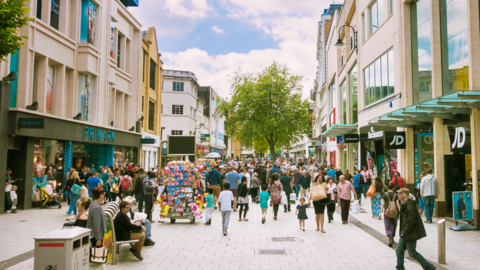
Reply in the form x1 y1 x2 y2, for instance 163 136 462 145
164 161 197 224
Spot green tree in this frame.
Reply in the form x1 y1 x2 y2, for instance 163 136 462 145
218 62 311 159
254 137 269 157
0 0 32 61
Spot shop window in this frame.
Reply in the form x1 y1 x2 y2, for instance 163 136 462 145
114 146 136 167
172 105 183 115
349 63 358 124
340 80 346 124
78 73 94 121
148 101 155 131
172 130 183 135
80 0 97 46
46 64 56 114
149 58 156 89
108 86 114 126
50 0 60 30
173 82 184 91
33 139 64 187
364 48 394 106
369 0 385 36
142 50 146 82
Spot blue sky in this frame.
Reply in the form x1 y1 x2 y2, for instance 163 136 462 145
129 0 336 98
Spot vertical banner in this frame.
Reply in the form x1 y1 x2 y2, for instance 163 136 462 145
80 0 97 45
78 73 92 121
453 191 473 221
110 24 115 58
46 65 54 113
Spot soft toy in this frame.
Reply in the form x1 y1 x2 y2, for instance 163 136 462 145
191 202 201 219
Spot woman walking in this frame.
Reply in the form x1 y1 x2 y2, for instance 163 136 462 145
238 176 249 221
66 172 81 220
371 177 384 219
310 174 329 232
87 187 107 249
269 173 283 220
326 177 337 223
344 169 352 182
382 182 400 246
250 172 260 203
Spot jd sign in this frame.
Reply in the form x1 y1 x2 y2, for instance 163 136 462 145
452 127 466 149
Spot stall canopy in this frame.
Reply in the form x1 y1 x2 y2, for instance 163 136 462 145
368 91 480 128
322 124 358 137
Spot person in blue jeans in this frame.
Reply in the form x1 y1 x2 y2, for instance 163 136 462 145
396 188 435 270
352 170 364 204
293 169 301 199
419 169 439 223
86 171 102 200
66 172 81 219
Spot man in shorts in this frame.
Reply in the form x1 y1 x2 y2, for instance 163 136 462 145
207 165 222 210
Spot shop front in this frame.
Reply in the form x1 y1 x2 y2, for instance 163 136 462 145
7 111 141 209
196 145 209 160
209 147 224 159
321 124 357 171
141 132 160 170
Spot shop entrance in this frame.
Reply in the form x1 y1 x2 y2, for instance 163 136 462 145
444 154 466 218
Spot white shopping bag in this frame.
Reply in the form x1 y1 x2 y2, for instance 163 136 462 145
352 200 360 214
289 193 296 204
280 191 287 205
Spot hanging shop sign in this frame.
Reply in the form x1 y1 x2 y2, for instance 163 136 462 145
210 148 223 155
18 118 45 129
448 126 471 152
161 141 168 149
453 191 473 221
337 136 345 144
141 138 155 144
83 126 115 142
368 126 384 139
200 134 210 142
344 134 359 143
384 132 406 149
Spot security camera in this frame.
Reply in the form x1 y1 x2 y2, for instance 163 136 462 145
2 72 16 82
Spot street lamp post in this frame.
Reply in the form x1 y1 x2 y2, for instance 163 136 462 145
334 25 358 55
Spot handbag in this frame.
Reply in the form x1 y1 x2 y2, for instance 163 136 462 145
280 191 287 205
310 182 327 201
90 246 108 264
366 185 376 197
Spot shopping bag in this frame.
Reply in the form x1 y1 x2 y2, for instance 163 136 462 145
366 185 376 197
310 183 327 201
352 200 360 214
289 193 296 204
280 191 287 205
90 247 108 264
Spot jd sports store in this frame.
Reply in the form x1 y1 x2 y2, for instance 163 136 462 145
6 111 141 210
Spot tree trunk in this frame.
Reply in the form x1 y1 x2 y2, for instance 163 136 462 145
269 143 275 160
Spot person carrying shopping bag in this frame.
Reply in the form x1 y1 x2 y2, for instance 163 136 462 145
368 177 384 220
326 177 337 223
310 174 329 233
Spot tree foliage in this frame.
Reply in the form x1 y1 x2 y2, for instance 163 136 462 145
0 0 33 61
217 62 311 159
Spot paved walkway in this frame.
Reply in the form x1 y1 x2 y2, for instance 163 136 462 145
1 199 424 270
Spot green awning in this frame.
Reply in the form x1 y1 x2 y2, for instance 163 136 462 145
322 124 358 137
369 91 480 128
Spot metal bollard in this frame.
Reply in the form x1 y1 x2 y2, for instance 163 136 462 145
438 219 446 264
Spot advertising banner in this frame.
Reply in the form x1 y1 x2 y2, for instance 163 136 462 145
78 73 93 121
453 191 473 221
110 24 115 58
344 134 359 143
80 0 97 45
200 134 210 142
46 65 55 113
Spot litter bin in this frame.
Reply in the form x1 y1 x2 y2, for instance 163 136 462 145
34 227 91 270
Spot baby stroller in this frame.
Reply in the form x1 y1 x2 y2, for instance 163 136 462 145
36 180 62 209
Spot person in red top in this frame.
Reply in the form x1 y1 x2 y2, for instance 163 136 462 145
391 172 405 189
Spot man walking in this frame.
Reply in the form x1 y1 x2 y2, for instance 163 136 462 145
226 167 240 211
134 169 146 212
337 175 357 224
293 169 301 199
420 169 439 223
396 188 435 270
352 170 364 205
207 165 222 210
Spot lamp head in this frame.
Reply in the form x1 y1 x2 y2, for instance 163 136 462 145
2 72 16 82
334 39 345 47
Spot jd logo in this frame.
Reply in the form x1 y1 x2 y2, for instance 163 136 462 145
390 135 404 146
423 136 432 144
452 127 466 149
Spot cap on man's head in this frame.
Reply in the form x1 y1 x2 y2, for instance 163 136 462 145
397 188 410 196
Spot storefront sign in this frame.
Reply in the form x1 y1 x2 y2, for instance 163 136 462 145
161 141 168 149
210 148 223 155
18 118 44 129
448 126 471 152
384 132 406 149
84 127 115 142
344 134 359 143
368 126 384 139
337 136 345 143
453 191 473 221
141 138 155 144
200 134 210 142
452 127 466 149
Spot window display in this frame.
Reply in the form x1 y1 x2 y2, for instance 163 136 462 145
114 146 136 166
33 139 64 186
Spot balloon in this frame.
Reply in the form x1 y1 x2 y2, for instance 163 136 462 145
198 166 204 173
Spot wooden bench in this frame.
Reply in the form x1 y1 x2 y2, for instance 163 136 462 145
103 202 139 265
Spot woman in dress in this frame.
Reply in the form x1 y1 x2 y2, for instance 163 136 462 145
371 177 384 220
269 173 283 220
237 176 250 221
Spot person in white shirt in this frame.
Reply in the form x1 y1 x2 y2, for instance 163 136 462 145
5 168 14 213
217 182 234 236
419 169 439 223
243 167 251 188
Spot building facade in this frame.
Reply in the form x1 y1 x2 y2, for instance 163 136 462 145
199 86 227 159
316 0 480 225
0 0 143 211
140 27 162 170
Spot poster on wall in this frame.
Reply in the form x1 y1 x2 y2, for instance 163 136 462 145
80 0 97 45
46 65 54 113
110 24 115 58
453 191 473 221
78 73 93 121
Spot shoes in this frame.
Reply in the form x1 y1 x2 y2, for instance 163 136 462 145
11 209 17 214
273 216 277 220
144 239 155 246
150 220 156 223
214 206 218 210
388 237 393 247
262 218 265 224
288 209 291 212
328 220 331 223
303 228 305 231
223 230 228 236
130 248 143 260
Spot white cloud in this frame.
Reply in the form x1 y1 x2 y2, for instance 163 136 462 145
164 0 211 19
212 26 225 34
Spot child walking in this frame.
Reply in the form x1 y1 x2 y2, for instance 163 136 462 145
205 188 214 226
259 184 270 224
10 185 18 214
296 197 308 231
217 182 234 236
238 177 249 221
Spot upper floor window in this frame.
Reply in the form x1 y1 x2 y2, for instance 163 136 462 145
173 82 184 91
148 101 155 131
369 0 385 35
172 105 183 115
50 0 60 30
364 48 394 106
149 59 156 89
172 130 183 135
80 0 97 45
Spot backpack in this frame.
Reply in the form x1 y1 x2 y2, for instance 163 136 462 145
358 174 365 185
386 193 398 218
393 177 400 193
121 176 131 190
